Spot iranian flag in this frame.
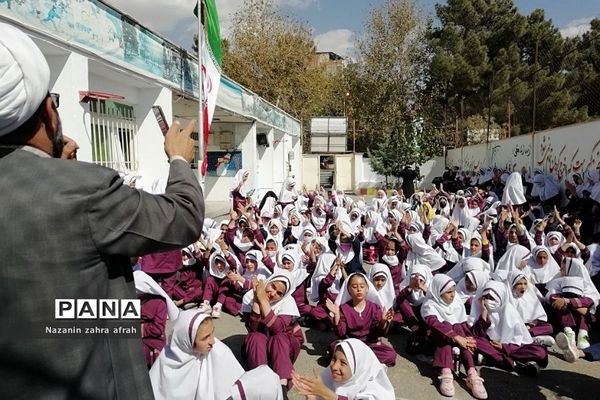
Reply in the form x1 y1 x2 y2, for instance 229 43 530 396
197 0 221 176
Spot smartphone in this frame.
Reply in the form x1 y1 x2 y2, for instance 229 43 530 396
152 105 169 135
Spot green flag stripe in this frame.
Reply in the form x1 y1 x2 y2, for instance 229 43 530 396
204 0 222 67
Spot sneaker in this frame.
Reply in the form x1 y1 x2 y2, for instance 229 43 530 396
466 374 488 400
533 335 556 347
198 302 212 314
514 361 540 377
475 353 485 366
438 373 455 397
564 327 576 346
577 330 590 350
211 304 222 318
555 332 578 363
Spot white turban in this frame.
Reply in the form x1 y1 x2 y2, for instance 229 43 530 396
0 23 50 136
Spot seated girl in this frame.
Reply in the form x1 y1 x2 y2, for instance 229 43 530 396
292 338 395 400
368 263 396 316
172 246 203 309
242 270 305 396
396 264 433 330
326 272 396 367
134 271 180 369
199 241 242 317
469 280 548 377
456 270 490 313
545 257 600 350
309 251 344 327
527 245 560 294
421 274 487 399
221 249 272 317
506 271 554 347
149 311 244 400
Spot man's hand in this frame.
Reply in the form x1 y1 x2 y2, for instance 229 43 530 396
164 120 196 163
60 135 79 160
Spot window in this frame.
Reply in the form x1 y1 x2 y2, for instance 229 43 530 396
90 99 138 172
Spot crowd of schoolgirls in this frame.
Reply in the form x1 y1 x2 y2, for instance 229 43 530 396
134 166 600 400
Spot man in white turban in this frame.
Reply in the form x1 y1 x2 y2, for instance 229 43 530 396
0 22 204 400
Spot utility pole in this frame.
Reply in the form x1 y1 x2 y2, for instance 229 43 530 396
353 119 356 153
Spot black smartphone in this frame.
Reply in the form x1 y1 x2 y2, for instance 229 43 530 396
152 105 169 135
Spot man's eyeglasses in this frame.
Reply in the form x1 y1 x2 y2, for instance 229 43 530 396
50 93 60 109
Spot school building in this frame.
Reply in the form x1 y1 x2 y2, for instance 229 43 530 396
0 0 302 203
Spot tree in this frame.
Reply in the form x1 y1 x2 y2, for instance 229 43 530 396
573 18 600 117
220 0 344 151
425 0 588 140
345 0 439 164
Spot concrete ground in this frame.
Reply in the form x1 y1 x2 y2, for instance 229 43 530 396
202 200 600 400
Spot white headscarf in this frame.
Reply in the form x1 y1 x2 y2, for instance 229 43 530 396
494 244 531 281
405 233 447 272
544 231 565 254
451 196 471 227
0 23 51 136
527 245 560 284
368 264 396 310
421 274 468 325
244 250 272 282
456 270 490 304
267 219 284 247
278 249 309 290
287 208 306 240
133 270 180 321
242 269 300 317
310 252 341 302
532 173 560 201
506 270 547 324
468 280 533 346
502 172 527 205
261 196 277 219
335 272 385 309
231 169 249 197
446 256 491 283
230 365 283 400
208 251 241 279
400 264 433 306
149 311 245 400
310 196 328 230
279 178 297 203
321 339 396 400
363 210 387 243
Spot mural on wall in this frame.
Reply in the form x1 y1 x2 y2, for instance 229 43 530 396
0 0 301 137
447 122 600 182
207 151 242 177
0 0 199 96
536 134 600 181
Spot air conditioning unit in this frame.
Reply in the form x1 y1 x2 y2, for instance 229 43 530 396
257 133 269 147
219 131 233 149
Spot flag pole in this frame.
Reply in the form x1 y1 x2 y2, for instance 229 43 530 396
198 0 205 185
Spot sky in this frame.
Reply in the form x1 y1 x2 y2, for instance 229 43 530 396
105 0 600 58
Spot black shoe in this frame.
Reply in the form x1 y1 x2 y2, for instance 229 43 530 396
514 361 540 377
281 385 289 400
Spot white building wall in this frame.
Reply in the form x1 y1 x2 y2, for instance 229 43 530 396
256 127 275 197
446 120 600 182
136 88 172 187
48 52 91 162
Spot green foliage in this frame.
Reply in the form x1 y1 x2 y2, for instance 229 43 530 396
346 0 441 162
219 0 345 152
425 0 591 142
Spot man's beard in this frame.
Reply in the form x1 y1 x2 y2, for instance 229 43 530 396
51 117 64 158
